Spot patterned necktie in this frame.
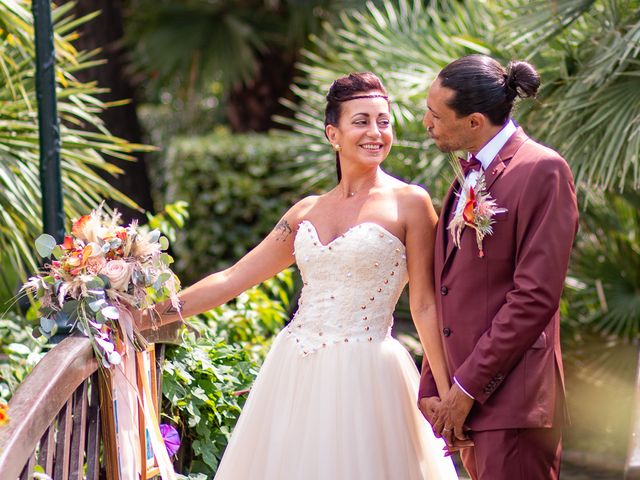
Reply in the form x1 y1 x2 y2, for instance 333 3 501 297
459 155 482 177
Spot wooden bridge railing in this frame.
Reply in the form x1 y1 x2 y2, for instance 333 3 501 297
625 348 640 479
0 322 182 479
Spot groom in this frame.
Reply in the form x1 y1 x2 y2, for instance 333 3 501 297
418 54 579 480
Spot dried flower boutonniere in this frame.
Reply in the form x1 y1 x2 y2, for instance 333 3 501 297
448 162 507 258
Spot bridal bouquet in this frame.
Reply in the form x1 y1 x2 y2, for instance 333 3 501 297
22 205 181 368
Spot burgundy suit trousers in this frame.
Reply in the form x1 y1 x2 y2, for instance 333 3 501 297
460 426 562 480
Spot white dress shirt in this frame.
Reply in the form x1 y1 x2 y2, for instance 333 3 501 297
453 119 517 215
452 119 516 400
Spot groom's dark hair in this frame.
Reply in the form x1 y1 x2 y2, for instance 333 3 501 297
438 54 540 126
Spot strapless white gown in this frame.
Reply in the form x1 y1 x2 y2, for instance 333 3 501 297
214 221 458 479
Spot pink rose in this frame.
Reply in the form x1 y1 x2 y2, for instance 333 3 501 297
102 260 132 291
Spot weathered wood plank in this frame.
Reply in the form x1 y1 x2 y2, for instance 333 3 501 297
85 373 101 480
19 448 35 480
141 321 183 346
69 380 89 479
38 426 55 475
54 399 73 480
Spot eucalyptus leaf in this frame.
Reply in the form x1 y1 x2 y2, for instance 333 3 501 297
86 277 105 289
35 234 57 257
101 306 120 319
61 300 79 315
98 274 111 289
40 317 55 334
89 298 106 312
148 229 161 243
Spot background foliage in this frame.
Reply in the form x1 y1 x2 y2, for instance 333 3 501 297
161 270 294 475
156 131 306 282
1 0 638 475
0 0 150 299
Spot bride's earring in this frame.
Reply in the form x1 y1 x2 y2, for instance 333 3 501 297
332 144 342 152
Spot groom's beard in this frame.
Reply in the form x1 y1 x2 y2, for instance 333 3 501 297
428 129 472 154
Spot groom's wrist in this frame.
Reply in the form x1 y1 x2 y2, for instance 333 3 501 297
453 376 475 400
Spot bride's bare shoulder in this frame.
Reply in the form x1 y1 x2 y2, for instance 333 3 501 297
387 182 437 227
284 194 324 226
383 177 433 204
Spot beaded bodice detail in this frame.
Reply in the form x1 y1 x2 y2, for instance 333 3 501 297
287 220 408 356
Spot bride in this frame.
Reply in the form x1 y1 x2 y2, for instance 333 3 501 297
138 72 460 479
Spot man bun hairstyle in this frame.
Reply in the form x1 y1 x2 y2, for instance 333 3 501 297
324 72 389 181
505 60 540 100
438 55 540 126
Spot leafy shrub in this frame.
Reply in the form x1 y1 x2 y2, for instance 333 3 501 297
0 311 44 401
161 269 294 475
157 131 307 282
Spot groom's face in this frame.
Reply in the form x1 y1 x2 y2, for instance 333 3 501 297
423 79 473 152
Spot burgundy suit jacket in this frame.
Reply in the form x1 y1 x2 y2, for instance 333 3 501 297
418 127 578 431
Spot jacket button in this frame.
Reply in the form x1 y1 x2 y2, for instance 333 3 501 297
440 286 448 296
443 327 452 337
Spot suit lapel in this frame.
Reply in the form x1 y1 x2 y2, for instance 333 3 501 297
440 180 459 267
439 127 529 270
436 179 460 268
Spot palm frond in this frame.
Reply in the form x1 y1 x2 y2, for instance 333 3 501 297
277 0 502 195
564 188 640 342
503 0 640 190
0 0 152 302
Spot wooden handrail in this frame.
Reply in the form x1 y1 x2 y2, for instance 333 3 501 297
140 320 184 345
625 348 640 479
0 321 183 479
0 336 97 479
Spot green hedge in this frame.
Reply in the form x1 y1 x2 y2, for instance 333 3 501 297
161 132 307 282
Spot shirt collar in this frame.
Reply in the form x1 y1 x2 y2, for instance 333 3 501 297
472 119 517 169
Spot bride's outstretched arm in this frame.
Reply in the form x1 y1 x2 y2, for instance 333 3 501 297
137 198 313 328
402 186 451 399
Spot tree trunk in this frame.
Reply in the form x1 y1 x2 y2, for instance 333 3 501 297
227 48 297 133
69 0 154 222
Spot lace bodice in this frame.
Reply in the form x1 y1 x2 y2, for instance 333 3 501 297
286 220 408 356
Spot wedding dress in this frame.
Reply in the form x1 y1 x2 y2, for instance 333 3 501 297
214 220 458 479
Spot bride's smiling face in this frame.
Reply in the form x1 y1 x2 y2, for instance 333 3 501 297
326 92 393 169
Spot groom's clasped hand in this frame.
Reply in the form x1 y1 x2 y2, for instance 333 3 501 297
421 387 474 455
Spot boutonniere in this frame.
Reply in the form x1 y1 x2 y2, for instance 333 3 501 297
448 163 507 258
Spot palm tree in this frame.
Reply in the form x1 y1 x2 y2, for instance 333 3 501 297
503 0 640 192
276 0 504 196
70 0 155 221
0 0 152 303
280 0 640 383
123 0 362 132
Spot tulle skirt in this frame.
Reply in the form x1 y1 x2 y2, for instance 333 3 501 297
214 331 458 479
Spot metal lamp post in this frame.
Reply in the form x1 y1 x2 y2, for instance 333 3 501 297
32 0 64 242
